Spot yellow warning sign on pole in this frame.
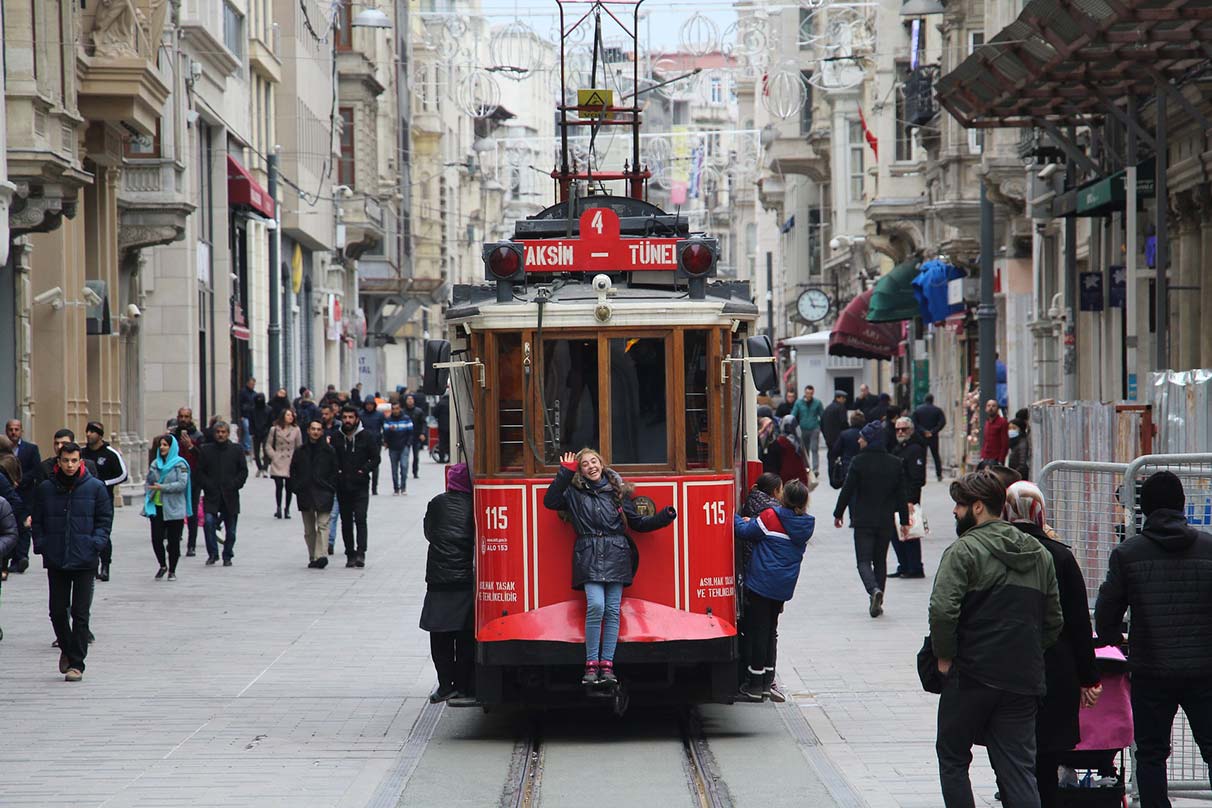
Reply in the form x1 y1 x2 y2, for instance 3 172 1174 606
577 88 614 118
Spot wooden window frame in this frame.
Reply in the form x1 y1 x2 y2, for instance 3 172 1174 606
338 107 355 187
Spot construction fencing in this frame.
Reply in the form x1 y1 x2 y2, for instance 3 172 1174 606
1040 453 1212 802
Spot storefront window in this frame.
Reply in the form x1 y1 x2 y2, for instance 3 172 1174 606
610 338 667 465
685 331 710 468
543 338 600 462
497 333 524 470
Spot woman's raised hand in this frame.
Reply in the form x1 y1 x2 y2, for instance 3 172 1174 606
561 452 577 465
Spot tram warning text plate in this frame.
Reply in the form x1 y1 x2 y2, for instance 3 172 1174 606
518 208 679 272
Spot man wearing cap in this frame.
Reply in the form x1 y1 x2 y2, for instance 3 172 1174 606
81 421 128 582
821 390 850 469
1096 471 1212 806
832 421 910 618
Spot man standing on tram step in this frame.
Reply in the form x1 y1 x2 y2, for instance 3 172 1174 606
334 405 379 567
4 419 40 574
888 416 928 579
195 421 247 566
403 394 426 480
931 471 1062 808
32 441 113 682
238 376 258 455
289 419 338 569
81 422 128 582
1095 472 1212 807
382 400 415 495
832 421 910 618
980 399 1010 464
912 393 947 482
359 398 385 496
791 385 825 476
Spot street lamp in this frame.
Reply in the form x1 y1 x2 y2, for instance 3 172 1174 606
352 5 391 28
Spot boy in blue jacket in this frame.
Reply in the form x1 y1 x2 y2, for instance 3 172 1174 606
734 479 814 702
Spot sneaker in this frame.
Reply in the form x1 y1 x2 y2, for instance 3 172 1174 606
447 692 478 708
316 557 328 569
869 589 884 618
167 572 177 581
59 651 69 674
64 668 83 682
155 567 167 580
581 662 599 685
598 661 617 684
222 559 232 567
428 685 457 704
767 683 788 703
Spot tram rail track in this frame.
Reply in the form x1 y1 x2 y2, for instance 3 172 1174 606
502 707 733 808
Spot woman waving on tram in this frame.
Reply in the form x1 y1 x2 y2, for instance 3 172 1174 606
543 448 677 686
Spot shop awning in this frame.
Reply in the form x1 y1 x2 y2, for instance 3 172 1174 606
866 259 921 323
935 0 1212 129
227 156 275 219
1075 159 1156 217
829 288 901 361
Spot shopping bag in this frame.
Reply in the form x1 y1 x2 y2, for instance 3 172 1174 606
896 503 928 540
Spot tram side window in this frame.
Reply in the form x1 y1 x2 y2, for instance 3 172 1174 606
497 333 525 471
685 330 710 468
609 338 668 465
543 338 600 463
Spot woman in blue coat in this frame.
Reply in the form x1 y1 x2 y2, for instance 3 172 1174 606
543 448 677 686
143 434 192 580
733 479 815 702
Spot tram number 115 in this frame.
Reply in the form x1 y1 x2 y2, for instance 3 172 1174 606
702 501 727 526
484 506 509 530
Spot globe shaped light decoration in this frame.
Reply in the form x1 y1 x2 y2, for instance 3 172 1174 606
721 18 769 75
490 20 546 81
645 136 672 187
761 66 809 120
679 12 719 57
457 68 502 119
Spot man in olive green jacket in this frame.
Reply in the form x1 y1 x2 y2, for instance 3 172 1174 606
929 471 1063 808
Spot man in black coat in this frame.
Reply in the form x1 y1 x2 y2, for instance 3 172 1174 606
888 417 928 578
821 391 849 467
196 421 248 566
402 394 426 479
359 399 386 496
31 442 112 681
4 418 39 574
1095 472 1212 806
853 383 878 418
833 422 909 618
289 419 338 569
912 393 947 481
333 405 380 567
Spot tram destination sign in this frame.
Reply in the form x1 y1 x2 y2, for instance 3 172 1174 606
517 208 679 272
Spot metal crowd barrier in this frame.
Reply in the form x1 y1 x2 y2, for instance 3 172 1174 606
1040 454 1212 804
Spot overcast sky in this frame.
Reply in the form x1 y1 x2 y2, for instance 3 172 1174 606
476 1 737 50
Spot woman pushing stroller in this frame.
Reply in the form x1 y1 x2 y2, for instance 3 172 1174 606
543 449 677 686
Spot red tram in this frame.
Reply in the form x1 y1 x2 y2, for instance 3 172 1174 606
421 0 775 710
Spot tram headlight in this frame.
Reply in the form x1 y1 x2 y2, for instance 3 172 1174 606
483 241 525 283
677 238 718 279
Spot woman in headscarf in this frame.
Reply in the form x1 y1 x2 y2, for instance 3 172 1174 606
143 434 192 580
1003 481 1101 807
420 464 476 704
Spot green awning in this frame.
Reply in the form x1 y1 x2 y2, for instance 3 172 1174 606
1074 158 1156 217
866 259 921 323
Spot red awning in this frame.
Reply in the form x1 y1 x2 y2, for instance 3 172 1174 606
828 288 901 361
226 156 275 219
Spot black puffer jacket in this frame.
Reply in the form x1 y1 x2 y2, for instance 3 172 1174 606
543 466 675 588
423 491 474 589
288 438 337 512
1096 509 1212 677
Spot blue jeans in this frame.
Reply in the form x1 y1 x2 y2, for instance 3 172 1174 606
240 417 252 452
388 447 410 492
204 511 238 561
328 496 339 548
584 582 624 663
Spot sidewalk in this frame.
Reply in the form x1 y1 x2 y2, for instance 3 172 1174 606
0 467 447 808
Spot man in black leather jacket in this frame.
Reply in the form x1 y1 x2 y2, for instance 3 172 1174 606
421 463 476 704
333 405 380 568
1096 471 1212 806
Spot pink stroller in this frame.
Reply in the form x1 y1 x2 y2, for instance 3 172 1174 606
1057 646 1133 807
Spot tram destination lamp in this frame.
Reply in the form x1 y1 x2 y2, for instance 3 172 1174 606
677 237 719 300
483 241 525 303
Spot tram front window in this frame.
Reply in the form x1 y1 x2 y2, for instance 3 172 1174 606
542 338 600 462
610 337 667 465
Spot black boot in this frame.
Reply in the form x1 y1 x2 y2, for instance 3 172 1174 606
738 670 765 702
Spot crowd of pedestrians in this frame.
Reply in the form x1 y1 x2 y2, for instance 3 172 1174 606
0 379 435 682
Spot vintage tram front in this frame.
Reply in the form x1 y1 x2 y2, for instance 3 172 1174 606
423 196 772 708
